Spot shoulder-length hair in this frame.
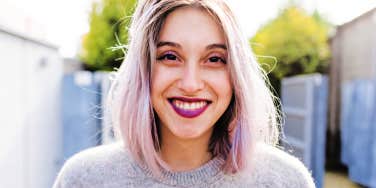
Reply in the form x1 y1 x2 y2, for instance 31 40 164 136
108 0 280 176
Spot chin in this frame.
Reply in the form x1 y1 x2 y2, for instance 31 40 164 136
165 122 213 140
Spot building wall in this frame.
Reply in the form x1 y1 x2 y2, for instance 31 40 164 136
335 9 376 82
333 11 376 186
0 28 63 188
329 9 376 134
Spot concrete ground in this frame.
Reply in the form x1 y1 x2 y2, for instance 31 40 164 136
324 171 363 188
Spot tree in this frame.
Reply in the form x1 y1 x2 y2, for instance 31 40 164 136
80 0 136 71
251 5 331 94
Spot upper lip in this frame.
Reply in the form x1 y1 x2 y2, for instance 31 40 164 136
168 96 212 103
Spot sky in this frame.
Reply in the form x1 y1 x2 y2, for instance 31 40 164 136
0 0 375 58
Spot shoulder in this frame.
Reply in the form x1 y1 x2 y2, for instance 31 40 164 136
245 143 315 188
53 142 141 188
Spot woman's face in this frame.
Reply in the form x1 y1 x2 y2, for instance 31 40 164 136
151 7 232 142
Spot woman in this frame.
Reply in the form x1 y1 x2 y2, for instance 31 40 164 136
54 0 315 187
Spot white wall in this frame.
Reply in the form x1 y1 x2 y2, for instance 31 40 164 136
0 29 63 188
335 10 376 82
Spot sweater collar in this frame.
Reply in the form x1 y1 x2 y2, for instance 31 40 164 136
141 156 225 187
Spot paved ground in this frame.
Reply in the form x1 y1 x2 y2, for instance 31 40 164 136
324 171 363 188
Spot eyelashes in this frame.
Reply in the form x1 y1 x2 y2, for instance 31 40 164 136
208 56 226 64
156 51 227 64
157 52 178 61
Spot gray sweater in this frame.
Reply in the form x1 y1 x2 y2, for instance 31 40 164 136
53 142 315 188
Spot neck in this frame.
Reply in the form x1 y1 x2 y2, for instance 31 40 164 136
160 129 213 172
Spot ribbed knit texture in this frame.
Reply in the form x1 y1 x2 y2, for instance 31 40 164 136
53 142 316 188
140 156 225 187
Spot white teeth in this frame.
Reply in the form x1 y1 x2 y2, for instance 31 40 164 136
173 99 207 110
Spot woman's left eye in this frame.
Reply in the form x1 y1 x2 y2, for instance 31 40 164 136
157 53 178 61
208 56 226 64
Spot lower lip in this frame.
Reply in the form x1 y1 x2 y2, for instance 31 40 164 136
169 101 209 118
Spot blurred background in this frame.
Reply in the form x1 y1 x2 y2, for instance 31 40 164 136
0 0 375 187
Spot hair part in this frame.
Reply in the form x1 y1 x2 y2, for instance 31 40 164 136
108 0 281 177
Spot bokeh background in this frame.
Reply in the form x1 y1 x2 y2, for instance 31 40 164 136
1 0 376 187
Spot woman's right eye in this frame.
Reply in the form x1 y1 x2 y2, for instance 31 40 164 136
157 53 178 61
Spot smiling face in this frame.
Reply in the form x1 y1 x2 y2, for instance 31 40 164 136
151 7 232 143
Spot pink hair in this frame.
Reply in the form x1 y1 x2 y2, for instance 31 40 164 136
108 0 280 177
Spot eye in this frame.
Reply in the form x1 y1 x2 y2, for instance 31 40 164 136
157 52 178 61
208 55 226 64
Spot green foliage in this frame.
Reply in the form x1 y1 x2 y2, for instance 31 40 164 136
251 6 331 94
80 0 136 71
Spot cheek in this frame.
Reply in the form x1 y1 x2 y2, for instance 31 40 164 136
151 65 176 99
150 65 162 105
205 70 232 100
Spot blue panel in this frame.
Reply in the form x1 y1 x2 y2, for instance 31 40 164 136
340 81 354 165
61 72 102 160
311 76 328 188
282 74 328 188
341 80 376 187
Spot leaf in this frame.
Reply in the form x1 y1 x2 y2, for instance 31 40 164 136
80 0 136 71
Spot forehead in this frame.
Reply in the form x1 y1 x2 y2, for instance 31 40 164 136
158 7 226 45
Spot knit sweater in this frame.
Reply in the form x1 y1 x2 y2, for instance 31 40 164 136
53 142 315 188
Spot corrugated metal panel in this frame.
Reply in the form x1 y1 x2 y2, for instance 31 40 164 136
94 72 116 144
61 71 102 160
341 80 376 187
0 30 62 188
282 74 328 188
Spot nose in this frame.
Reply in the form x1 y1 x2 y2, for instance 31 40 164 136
177 63 204 93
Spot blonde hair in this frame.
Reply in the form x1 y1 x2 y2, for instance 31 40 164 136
108 0 280 176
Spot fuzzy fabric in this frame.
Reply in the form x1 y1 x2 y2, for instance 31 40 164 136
53 142 315 188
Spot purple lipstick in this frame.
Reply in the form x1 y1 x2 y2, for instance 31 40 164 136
168 97 211 118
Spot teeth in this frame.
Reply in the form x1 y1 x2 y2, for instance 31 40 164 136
173 99 207 110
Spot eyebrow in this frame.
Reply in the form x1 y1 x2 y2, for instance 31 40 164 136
157 41 181 48
157 41 227 50
206 43 227 50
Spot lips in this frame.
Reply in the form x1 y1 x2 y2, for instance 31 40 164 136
168 97 211 118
